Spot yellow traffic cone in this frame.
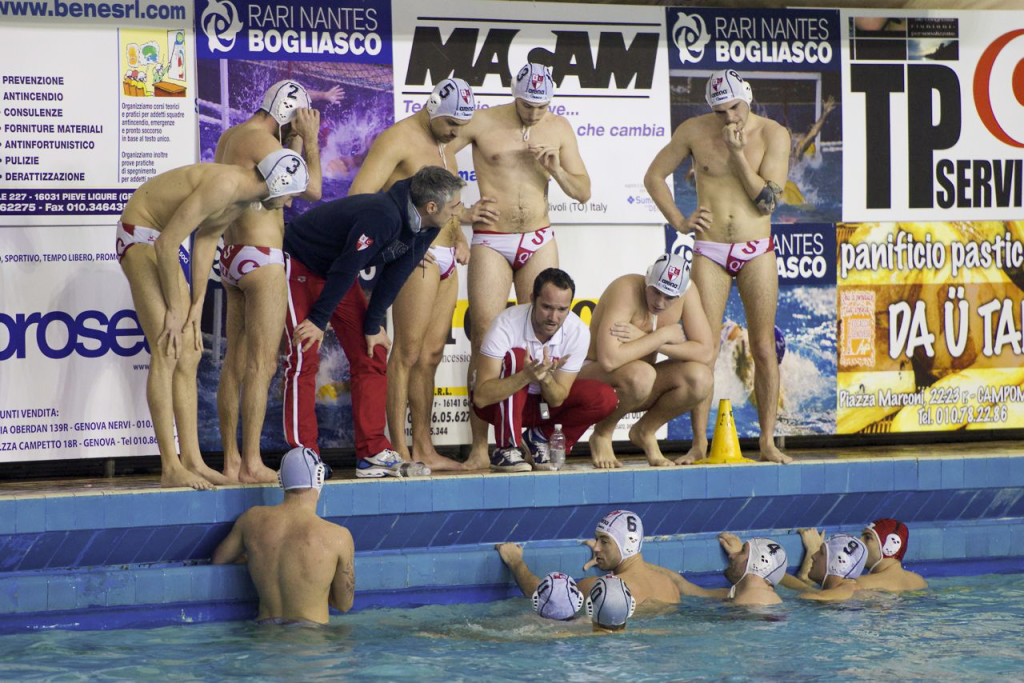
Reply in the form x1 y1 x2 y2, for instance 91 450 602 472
696 399 754 464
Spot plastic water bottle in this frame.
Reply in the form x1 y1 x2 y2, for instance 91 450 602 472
549 424 566 470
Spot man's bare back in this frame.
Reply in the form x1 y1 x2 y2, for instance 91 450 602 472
222 502 354 624
121 163 258 237
212 448 355 624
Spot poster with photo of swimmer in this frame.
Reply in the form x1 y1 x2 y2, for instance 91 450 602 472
662 225 837 441
194 0 394 452
841 11 1024 222
666 7 843 225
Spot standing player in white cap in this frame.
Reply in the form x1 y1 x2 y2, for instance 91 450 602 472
117 152 310 490
577 241 714 468
214 80 324 484
349 78 498 472
212 447 355 625
452 63 592 470
644 68 792 465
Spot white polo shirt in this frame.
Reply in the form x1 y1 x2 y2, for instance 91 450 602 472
480 303 590 394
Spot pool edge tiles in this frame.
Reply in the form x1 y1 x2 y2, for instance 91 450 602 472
0 452 1023 633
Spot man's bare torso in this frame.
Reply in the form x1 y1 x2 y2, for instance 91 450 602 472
685 113 776 243
467 103 562 233
586 274 685 363
373 116 461 248
216 121 286 248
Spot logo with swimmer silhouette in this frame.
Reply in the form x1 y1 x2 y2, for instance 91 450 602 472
672 13 710 64
121 29 188 98
200 0 244 53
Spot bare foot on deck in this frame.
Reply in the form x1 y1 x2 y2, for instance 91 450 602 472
674 439 707 465
462 443 492 471
162 466 214 490
629 423 675 467
238 461 280 484
589 432 623 469
221 454 242 483
759 439 793 464
190 462 233 486
412 445 465 472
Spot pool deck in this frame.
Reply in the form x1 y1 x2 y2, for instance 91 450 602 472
1 442 1023 632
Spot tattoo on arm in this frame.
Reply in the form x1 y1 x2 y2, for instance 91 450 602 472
754 180 782 215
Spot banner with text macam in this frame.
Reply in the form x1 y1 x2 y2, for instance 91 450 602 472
391 0 670 225
0 0 196 461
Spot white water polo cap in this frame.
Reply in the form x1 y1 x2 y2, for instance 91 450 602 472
595 510 643 562
646 244 693 298
278 447 326 492
743 537 788 586
512 63 555 104
531 572 584 620
261 80 311 126
823 534 868 584
257 149 309 199
586 575 636 629
426 77 475 121
705 69 753 108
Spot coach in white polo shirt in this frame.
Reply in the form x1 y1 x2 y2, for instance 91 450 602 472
471 268 618 472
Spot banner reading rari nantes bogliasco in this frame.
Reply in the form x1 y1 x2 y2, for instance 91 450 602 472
838 10 1024 435
663 6 842 440
193 0 395 452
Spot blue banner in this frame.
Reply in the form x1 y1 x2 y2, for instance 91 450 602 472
666 7 840 73
195 0 391 64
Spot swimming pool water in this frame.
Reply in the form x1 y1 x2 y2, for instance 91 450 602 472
1 573 1022 680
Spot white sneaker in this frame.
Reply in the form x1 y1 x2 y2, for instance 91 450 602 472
356 449 431 478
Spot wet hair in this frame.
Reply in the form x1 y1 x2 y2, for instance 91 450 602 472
409 166 465 209
532 268 576 300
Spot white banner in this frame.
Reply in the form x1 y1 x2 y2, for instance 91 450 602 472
841 10 1024 222
0 0 196 461
391 0 670 224
0 226 156 460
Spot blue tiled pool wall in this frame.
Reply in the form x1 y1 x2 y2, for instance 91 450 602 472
1 456 1023 632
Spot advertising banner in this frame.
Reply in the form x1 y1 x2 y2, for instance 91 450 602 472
665 6 843 225
194 0 394 452
841 11 1024 222
0 0 195 461
391 0 671 224
836 220 1024 433
662 223 838 441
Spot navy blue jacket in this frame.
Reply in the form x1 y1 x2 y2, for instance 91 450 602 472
283 179 439 334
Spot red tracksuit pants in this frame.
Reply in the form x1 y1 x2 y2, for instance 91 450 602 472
472 348 618 450
282 258 391 458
